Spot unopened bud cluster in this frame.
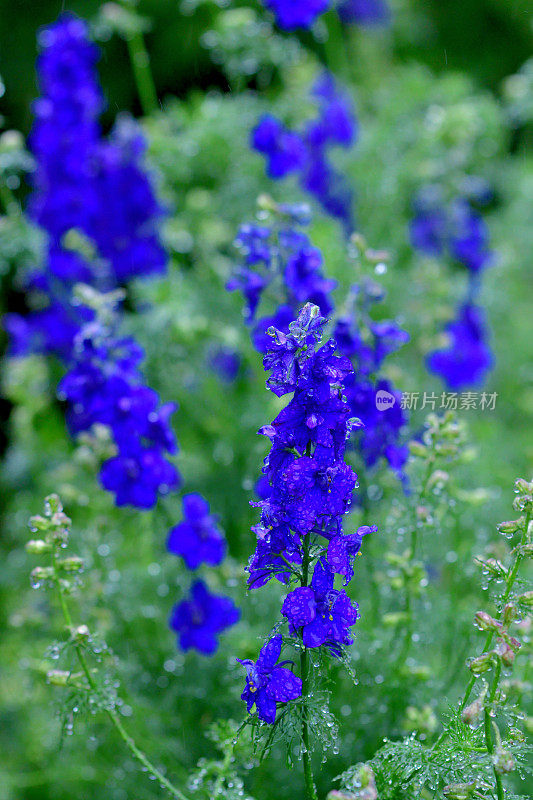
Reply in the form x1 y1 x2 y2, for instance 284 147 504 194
25 494 84 593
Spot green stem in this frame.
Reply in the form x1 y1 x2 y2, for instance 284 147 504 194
461 509 531 710
322 10 350 81
125 29 158 116
300 532 318 800
51 550 189 800
483 661 504 800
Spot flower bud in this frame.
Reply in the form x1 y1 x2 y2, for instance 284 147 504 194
56 556 84 573
497 519 522 535
409 440 427 458
495 640 516 667
474 611 501 633
462 688 486 727
443 783 477 799
492 746 515 774
468 652 494 675
518 590 533 607
44 494 63 516
29 515 50 532
514 478 532 495
30 566 54 581
25 539 52 554
74 624 90 639
46 669 71 686
382 611 410 628
502 604 516 626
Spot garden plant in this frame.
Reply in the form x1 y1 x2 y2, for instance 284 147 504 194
0 1 532 799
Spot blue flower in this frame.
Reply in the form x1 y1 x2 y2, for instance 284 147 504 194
10 15 168 362
167 494 227 570
281 558 359 649
262 0 330 30
238 634 302 723
410 187 493 274
251 74 356 232
252 115 305 178
326 525 376 582
427 303 493 390
58 320 180 509
170 580 240 655
100 446 179 509
449 199 492 274
208 345 241 383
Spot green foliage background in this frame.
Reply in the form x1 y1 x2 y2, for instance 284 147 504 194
0 1 532 799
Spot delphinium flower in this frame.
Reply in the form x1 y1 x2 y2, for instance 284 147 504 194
167 494 227 569
58 310 180 509
238 303 374 798
410 183 495 389
169 580 240 656
166 493 239 655
238 634 302 723
333 280 410 483
208 345 242 383
426 302 493 390
261 0 389 31
228 201 337 352
410 185 493 275
252 72 357 232
5 14 167 360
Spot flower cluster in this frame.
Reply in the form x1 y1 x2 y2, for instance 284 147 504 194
5 14 166 361
58 314 180 509
262 0 389 31
228 203 336 349
252 73 357 232
426 302 493 390
410 184 494 390
167 494 240 655
239 304 374 724
334 280 409 481
229 207 409 482
5 15 178 513
410 186 493 275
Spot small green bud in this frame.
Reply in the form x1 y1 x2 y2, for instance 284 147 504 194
25 539 52 554
502 603 516 625
462 688 487 727
517 590 533 607
514 478 532 495
56 556 84 573
474 611 501 633
497 518 522 535
492 746 515 774
44 494 63 516
46 669 72 686
468 651 494 675
409 440 427 458
443 783 477 799
29 515 50 532
382 611 410 627
30 566 54 581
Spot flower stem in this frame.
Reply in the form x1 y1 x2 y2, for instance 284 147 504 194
461 508 531 709
119 9 158 117
483 661 504 800
300 532 318 800
51 550 189 800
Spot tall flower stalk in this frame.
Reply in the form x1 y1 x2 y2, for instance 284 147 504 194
238 303 375 798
